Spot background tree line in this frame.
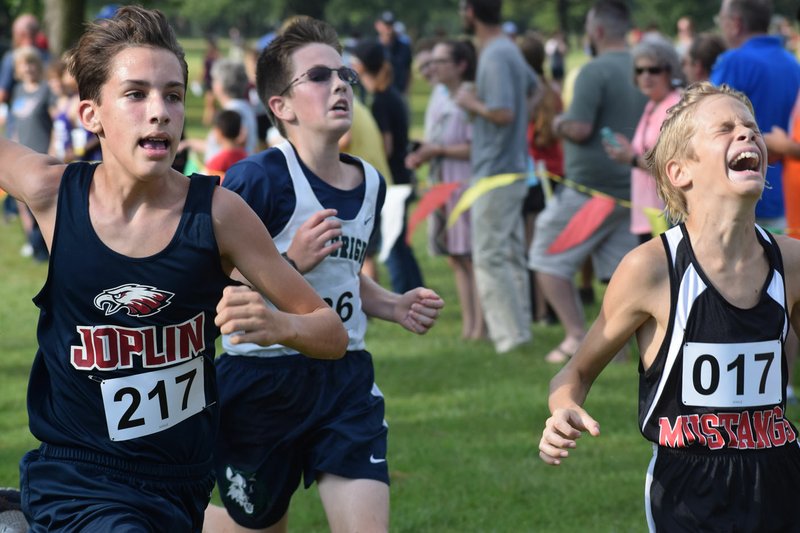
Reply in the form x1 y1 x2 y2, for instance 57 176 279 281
1 0 799 57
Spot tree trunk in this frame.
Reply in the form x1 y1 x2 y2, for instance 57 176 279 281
43 0 86 56
557 0 569 34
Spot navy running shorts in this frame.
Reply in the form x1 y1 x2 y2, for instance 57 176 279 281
213 350 389 529
20 444 214 532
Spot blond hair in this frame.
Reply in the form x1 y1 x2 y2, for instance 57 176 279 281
645 82 754 224
14 45 43 68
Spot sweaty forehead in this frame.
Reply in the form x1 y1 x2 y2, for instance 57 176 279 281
698 94 754 122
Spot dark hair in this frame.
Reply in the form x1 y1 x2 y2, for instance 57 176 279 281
67 5 187 103
590 0 631 40
449 39 477 82
256 16 341 136
726 0 772 33
688 33 726 75
465 0 502 25
518 31 546 76
214 109 242 141
351 38 386 75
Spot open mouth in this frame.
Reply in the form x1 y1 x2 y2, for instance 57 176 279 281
331 101 349 112
728 151 760 172
139 136 171 150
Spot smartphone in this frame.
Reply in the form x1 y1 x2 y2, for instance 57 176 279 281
600 127 620 148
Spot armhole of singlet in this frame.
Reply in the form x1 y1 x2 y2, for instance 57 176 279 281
641 230 681 378
32 162 88 306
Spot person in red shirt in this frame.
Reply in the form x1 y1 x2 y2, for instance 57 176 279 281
205 109 248 182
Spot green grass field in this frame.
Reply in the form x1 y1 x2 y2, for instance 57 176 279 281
0 37 781 532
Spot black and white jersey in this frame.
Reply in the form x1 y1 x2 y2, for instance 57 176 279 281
639 224 797 451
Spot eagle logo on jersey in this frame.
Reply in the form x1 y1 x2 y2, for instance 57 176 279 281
94 283 174 317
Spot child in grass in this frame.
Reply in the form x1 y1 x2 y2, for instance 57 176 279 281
539 82 800 531
0 7 347 531
203 16 444 533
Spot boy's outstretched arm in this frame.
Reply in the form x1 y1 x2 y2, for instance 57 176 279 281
212 188 348 359
0 138 64 238
360 274 444 334
539 242 668 465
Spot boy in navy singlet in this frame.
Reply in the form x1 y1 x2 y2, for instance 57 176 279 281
203 18 444 533
539 82 800 532
0 7 347 532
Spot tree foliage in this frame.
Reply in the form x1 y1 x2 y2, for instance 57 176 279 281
2 0 800 58
176 0 281 36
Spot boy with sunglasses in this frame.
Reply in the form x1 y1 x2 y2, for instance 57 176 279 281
0 7 348 531
539 83 800 531
204 17 444 533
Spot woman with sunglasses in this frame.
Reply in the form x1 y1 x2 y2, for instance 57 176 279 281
603 36 684 243
406 39 485 340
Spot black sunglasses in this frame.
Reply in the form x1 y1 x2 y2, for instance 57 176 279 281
279 66 359 95
635 66 667 76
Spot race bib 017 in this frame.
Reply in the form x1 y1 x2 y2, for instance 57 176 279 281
681 340 782 408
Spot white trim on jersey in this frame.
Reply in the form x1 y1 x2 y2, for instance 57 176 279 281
641 226 707 433
644 443 658 533
640 223 790 433
223 141 380 357
757 226 791 342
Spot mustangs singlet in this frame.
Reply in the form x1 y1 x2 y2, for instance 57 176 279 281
28 162 231 465
639 223 797 450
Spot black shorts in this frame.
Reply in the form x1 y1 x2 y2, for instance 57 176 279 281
646 444 800 532
522 183 545 215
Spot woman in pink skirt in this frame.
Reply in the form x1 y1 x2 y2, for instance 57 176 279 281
406 39 484 339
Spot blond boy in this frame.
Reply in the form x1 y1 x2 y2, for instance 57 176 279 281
539 83 800 531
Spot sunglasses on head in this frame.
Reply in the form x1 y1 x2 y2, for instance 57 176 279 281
280 66 359 95
635 66 666 76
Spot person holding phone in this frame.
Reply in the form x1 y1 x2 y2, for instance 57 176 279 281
603 35 684 243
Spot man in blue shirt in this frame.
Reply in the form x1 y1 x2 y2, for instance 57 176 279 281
711 0 800 225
